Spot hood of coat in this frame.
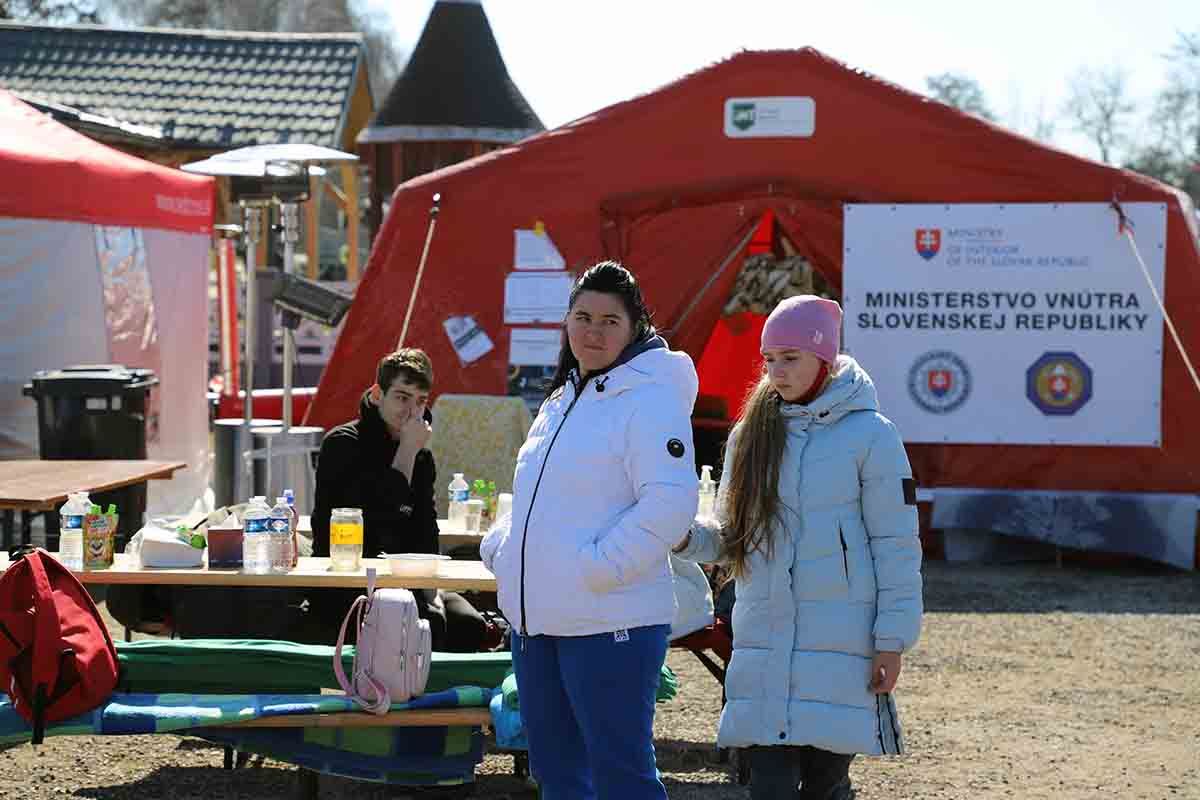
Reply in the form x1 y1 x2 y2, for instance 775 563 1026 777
780 354 878 429
574 333 698 410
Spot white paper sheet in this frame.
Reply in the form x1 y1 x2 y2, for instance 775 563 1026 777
509 328 562 366
442 315 494 364
514 229 565 270
503 272 573 324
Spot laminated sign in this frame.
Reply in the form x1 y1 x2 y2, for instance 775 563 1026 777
842 202 1167 446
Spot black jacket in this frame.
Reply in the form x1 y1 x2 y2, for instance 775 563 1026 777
311 392 439 559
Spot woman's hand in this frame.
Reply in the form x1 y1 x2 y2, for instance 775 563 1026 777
869 651 902 694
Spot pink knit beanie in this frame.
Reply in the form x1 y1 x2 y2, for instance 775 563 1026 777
760 295 842 364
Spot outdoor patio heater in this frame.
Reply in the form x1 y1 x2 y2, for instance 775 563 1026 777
183 145 357 507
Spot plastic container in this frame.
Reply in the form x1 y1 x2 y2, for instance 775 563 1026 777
464 499 485 533
242 496 271 574
58 490 90 570
382 552 449 577
496 493 513 522
697 465 716 519
447 473 469 527
82 502 117 570
268 497 294 573
330 507 363 572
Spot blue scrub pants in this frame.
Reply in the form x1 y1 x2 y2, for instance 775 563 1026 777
511 624 669 800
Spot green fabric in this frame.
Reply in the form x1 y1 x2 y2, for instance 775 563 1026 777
497 663 678 710
115 639 513 695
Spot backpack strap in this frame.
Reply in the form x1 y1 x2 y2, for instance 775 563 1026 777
332 568 391 714
24 551 61 744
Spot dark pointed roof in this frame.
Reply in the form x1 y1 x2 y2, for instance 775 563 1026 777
0 22 367 149
360 0 543 144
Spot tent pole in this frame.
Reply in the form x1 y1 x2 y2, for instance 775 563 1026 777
397 193 441 349
673 222 759 333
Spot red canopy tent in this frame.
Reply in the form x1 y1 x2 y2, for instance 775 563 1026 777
0 90 213 233
0 90 216 515
309 49 1200 496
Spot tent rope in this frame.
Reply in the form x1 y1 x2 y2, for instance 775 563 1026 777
1116 210 1200 400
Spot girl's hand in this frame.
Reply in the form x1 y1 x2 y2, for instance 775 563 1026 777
869 651 902 694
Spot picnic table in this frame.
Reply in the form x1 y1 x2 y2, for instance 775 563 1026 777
0 551 497 593
0 459 186 546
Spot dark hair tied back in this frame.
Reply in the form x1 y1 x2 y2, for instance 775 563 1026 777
544 261 653 400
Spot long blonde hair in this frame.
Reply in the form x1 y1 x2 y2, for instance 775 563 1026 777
719 374 787 578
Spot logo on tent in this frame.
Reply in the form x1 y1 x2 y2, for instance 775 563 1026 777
915 228 941 260
1026 352 1092 415
731 102 757 131
908 350 970 414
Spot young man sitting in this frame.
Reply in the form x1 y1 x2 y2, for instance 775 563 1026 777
308 348 488 652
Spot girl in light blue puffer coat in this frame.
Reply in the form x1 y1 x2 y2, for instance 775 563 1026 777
673 295 923 800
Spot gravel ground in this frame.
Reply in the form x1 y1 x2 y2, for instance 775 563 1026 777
0 561 1196 799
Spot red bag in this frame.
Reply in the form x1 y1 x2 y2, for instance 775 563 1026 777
0 547 119 743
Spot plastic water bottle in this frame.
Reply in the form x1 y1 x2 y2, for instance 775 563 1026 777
268 497 294 573
697 465 716 519
242 497 271 574
58 491 90 571
283 489 300 566
447 473 469 528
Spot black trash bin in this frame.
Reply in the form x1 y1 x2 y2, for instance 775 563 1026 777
23 364 158 548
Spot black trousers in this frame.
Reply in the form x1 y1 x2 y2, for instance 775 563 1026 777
745 745 855 800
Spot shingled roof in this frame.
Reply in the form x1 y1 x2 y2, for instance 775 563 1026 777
360 0 543 144
0 22 368 150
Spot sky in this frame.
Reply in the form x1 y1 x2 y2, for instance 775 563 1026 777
365 0 1198 164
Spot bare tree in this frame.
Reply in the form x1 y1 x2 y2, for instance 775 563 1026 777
925 72 997 121
0 0 102 22
1126 31 1200 202
1063 66 1137 164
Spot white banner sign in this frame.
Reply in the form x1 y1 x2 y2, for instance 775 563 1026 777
842 203 1166 446
724 97 815 138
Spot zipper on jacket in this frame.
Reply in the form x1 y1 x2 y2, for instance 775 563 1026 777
838 526 849 579
518 375 591 637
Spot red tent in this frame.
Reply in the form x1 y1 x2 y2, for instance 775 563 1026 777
0 90 213 233
310 49 1200 495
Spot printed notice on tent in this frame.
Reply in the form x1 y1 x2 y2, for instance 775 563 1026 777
509 328 561 366
507 329 562 415
514 228 565 270
504 272 573 324
442 314 494 365
842 202 1167 447
724 97 815 138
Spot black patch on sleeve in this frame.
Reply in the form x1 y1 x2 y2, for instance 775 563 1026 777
902 478 917 506
666 438 686 459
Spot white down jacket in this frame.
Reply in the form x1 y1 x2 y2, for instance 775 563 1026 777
676 356 923 755
480 336 700 637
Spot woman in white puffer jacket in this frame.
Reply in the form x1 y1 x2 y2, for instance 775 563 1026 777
673 295 923 800
481 261 698 800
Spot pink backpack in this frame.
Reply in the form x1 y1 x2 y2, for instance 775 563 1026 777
333 569 432 714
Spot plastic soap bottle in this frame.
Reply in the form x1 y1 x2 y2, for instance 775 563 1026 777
447 473 469 527
697 465 717 520
58 490 90 571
